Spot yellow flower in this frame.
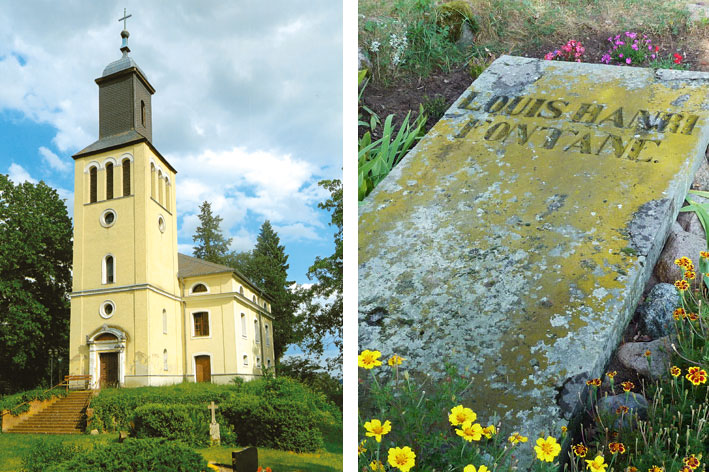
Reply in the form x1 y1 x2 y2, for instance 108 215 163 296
675 280 690 292
448 405 477 426
456 421 484 442
701 251 709 259
358 350 382 369
387 446 416 472
673 308 687 320
606 371 617 379
649 466 664 472
686 367 708 386
586 378 602 387
370 460 385 471
609 442 626 454
621 381 635 392
358 440 367 455
688 312 699 321
534 436 561 462
364 419 391 442
615 405 629 414
508 432 528 444
573 443 589 457
676 257 693 268
464 466 490 472
626 467 638 472
388 354 405 366
685 270 696 280
670 366 681 377
207 463 220 472
482 425 497 438
586 455 608 472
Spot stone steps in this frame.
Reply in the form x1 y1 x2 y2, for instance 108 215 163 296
5 391 92 434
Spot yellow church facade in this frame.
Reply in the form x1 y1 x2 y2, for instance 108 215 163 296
68 26 275 389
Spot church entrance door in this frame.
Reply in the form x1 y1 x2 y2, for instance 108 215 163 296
195 355 211 383
99 352 119 388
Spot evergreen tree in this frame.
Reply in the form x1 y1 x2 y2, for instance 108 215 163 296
227 221 300 361
192 201 232 264
0 175 72 391
300 180 343 364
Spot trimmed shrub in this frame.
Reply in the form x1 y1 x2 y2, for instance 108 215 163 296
0 388 68 416
44 438 207 472
133 403 210 446
222 394 324 452
20 437 84 472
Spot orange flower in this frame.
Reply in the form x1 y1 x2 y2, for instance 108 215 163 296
670 366 681 377
683 454 701 470
621 381 634 392
627 466 638 472
673 308 687 320
675 280 690 292
685 270 696 280
644 350 652 357
573 443 589 457
586 378 601 387
701 251 709 259
686 366 708 386
615 405 629 414
675 257 692 268
688 312 699 321
609 442 626 454
606 371 617 379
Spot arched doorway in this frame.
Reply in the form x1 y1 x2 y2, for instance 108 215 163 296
88 326 126 389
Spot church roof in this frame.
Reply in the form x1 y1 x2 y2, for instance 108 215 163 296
72 130 177 173
177 253 271 302
102 52 147 79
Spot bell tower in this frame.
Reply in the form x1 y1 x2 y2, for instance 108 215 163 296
68 12 184 389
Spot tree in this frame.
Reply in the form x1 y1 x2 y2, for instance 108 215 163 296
226 221 300 361
277 357 343 410
192 201 232 264
0 175 72 392
299 180 342 364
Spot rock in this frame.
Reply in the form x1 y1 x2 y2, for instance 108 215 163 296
90 429 99 435
598 393 648 430
637 283 678 339
653 222 707 283
456 22 476 48
85 407 94 418
358 48 371 71
691 157 709 191
616 336 674 379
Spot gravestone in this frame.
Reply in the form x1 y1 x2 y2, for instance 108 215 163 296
208 401 220 446
232 446 258 472
359 56 709 461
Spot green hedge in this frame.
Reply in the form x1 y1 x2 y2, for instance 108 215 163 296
0 388 68 416
87 377 341 452
42 438 206 472
132 403 236 446
222 394 324 452
20 437 84 472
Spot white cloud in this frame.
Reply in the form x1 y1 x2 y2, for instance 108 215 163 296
229 228 257 253
273 222 322 242
7 163 36 184
39 146 70 172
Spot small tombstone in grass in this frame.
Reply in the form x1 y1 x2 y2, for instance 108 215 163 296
208 401 221 446
232 447 258 472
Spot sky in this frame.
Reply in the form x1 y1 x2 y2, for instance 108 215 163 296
0 1 342 286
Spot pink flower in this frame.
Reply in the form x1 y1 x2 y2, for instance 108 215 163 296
544 52 554 60
619 53 624 58
651 54 656 59
632 43 639 50
626 57 632 64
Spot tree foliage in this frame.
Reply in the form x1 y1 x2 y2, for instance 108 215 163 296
299 180 343 363
0 175 72 391
192 201 232 264
226 221 300 361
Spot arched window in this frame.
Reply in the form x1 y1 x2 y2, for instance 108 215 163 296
141 100 146 127
150 163 156 199
254 320 260 343
257 357 261 367
191 283 208 294
89 167 97 203
243 354 248 366
253 295 257 303
239 286 244 296
103 255 115 284
240 314 247 338
158 171 164 206
267 359 271 368
122 159 131 196
106 163 114 200
165 181 171 211
162 309 167 334
264 325 270 346
163 349 168 371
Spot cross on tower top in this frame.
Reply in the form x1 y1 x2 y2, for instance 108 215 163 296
118 8 132 31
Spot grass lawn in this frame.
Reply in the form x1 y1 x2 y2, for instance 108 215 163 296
0 433 343 472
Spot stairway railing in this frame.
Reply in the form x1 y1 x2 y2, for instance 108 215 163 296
0 375 92 419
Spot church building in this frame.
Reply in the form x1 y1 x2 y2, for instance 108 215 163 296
68 21 275 389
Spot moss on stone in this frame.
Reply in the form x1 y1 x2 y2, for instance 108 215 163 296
436 1 479 41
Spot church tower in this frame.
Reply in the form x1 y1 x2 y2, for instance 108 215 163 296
68 16 184 388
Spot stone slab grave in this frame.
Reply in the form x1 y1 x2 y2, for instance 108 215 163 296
232 446 258 472
359 56 709 453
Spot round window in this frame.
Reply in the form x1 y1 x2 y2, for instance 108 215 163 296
100 300 115 319
158 215 166 233
101 209 117 227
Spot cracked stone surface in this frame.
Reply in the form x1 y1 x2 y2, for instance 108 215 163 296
359 56 709 466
